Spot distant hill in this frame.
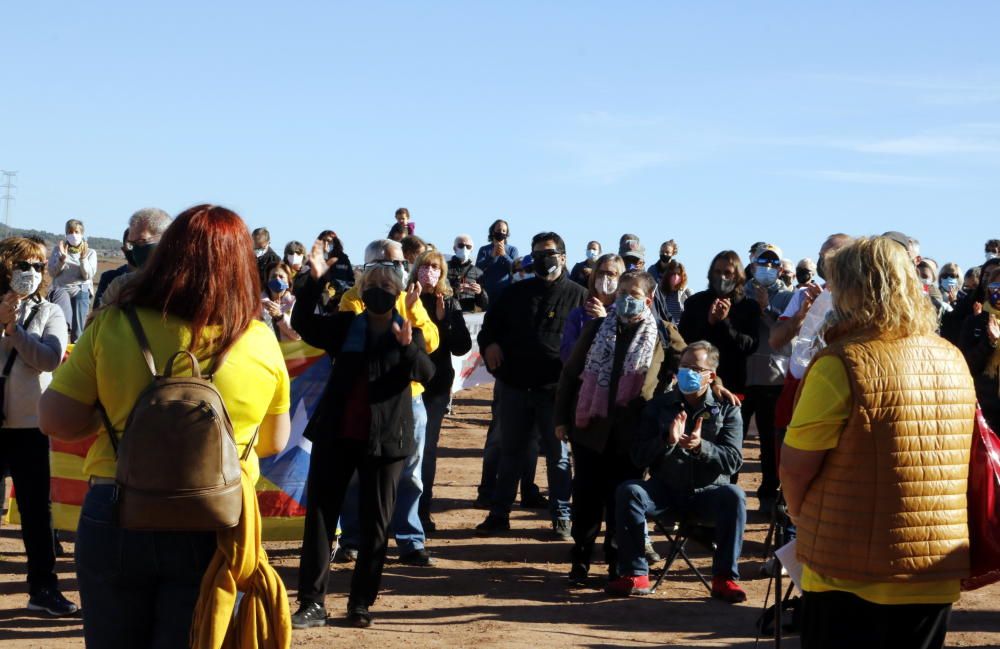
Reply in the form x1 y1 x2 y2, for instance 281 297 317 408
0 225 124 258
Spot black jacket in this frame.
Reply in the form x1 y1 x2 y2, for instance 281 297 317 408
292 253 356 313
569 259 596 288
420 292 473 396
678 289 760 392
291 274 435 458
633 389 744 493
960 311 1000 431
478 271 587 389
447 258 489 313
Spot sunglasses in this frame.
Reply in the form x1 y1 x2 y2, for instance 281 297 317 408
364 260 406 270
15 261 45 273
755 258 782 268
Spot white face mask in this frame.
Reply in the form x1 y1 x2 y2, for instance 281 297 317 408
596 275 618 295
453 246 470 262
287 253 304 267
254 248 267 258
11 269 42 296
988 252 999 262
66 233 83 247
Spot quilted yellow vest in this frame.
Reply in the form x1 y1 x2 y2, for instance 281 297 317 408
795 334 975 582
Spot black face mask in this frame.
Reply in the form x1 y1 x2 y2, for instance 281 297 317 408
492 231 507 242
362 287 397 315
711 276 736 297
532 251 561 279
659 254 672 266
795 268 813 285
816 257 826 281
130 242 156 269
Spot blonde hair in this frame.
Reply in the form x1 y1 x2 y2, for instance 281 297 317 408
825 236 938 341
409 249 453 297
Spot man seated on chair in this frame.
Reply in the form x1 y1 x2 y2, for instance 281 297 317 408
608 340 748 602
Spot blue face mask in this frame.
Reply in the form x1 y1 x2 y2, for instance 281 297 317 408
586 248 600 261
677 368 705 394
268 277 289 293
615 294 646 319
754 266 779 287
940 277 959 292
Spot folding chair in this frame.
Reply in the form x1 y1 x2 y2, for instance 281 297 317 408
648 510 716 595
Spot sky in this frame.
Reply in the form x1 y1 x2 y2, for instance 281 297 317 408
3 2 999 279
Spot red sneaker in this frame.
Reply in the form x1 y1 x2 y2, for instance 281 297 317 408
605 575 652 597
711 576 747 603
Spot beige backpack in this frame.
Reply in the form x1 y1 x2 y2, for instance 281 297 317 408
97 307 253 531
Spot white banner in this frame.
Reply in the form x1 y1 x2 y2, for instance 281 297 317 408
451 312 495 393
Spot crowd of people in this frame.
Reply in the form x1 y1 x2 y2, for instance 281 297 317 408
0 205 990 648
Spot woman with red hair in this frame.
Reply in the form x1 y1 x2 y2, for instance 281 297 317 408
39 205 292 648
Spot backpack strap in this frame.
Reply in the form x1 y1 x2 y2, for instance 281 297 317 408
97 401 119 457
241 426 259 462
123 306 157 378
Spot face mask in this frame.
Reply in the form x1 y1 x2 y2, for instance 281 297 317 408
940 277 959 292
665 274 682 290
754 266 779 287
362 286 397 315
532 251 560 280
268 277 289 293
418 266 441 288
586 248 600 261
677 368 705 395
711 276 736 296
453 246 470 262
816 256 826 281
255 248 267 258
987 283 1000 310
287 253 304 267
10 269 42 296
615 294 647 320
326 243 336 256
920 277 934 289
660 254 672 266
796 268 813 285
130 242 156 268
596 275 618 296
988 252 999 262
66 233 83 247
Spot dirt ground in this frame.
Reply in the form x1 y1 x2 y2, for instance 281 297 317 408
1 385 998 648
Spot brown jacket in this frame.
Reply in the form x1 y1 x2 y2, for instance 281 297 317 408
795 334 975 582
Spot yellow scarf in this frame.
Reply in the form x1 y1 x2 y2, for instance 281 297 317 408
190 466 291 649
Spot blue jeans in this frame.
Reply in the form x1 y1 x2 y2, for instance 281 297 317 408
616 479 746 580
49 286 91 342
342 395 427 554
490 382 571 521
478 381 541 502
76 484 217 649
419 390 450 521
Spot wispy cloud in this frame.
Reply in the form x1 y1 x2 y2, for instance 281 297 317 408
780 169 951 187
805 73 1000 107
759 124 1000 157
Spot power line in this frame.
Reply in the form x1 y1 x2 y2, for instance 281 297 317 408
0 171 16 228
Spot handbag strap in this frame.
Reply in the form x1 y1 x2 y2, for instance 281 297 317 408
2 303 42 378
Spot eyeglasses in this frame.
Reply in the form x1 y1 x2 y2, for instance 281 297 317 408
940 274 958 280
125 237 159 250
364 260 406 270
679 364 712 373
455 244 472 250
15 261 45 273
755 257 782 269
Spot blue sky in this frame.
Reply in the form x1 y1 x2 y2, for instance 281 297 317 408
3 2 999 280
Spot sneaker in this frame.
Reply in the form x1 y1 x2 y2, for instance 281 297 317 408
399 548 434 567
27 588 78 617
346 602 373 628
644 541 662 565
291 602 328 629
552 519 572 541
520 492 549 509
331 545 358 564
759 557 789 578
711 576 748 603
568 562 588 585
605 575 652 597
476 514 510 535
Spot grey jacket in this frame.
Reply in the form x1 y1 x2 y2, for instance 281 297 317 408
633 388 743 493
745 279 794 387
1 299 68 428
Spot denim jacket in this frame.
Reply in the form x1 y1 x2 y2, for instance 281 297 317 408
632 388 743 493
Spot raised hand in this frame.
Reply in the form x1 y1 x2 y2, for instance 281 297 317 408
667 410 688 446
308 240 329 280
392 319 413 346
405 282 421 310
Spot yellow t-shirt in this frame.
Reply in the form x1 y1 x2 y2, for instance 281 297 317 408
785 355 960 605
47 307 291 484
338 284 439 398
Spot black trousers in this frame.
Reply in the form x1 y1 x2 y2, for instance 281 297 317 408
741 385 782 498
0 428 57 595
569 442 643 574
297 439 405 608
801 590 951 649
